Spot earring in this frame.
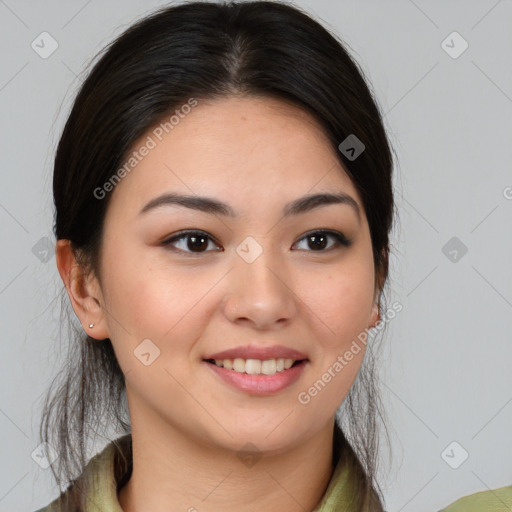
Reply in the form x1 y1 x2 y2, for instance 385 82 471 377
89 323 94 328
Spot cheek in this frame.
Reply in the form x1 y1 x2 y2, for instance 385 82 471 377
100 245 215 352
297 259 373 412
299 258 375 346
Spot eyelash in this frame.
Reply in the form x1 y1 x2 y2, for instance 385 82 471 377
160 229 352 256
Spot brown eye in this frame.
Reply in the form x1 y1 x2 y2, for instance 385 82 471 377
161 231 221 254
293 230 351 252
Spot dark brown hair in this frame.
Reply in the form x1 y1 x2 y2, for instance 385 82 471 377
39 1 396 510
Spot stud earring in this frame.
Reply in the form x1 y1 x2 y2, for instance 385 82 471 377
89 323 94 328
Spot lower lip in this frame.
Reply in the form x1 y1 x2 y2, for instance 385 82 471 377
204 360 308 395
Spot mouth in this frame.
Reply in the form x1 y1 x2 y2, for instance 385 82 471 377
203 357 309 395
203 357 307 376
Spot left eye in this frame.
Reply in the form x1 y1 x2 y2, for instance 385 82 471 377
161 231 221 254
293 230 351 251
161 230 351 255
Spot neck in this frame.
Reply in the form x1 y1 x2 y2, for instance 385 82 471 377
118 405 337 512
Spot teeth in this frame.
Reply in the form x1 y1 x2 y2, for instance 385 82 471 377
212 358 297 375
261 359 276 374
245 359 261 375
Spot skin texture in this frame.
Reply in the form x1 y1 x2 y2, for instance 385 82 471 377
56 96 382 512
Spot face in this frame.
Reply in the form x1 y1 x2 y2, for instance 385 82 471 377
87 96 379 454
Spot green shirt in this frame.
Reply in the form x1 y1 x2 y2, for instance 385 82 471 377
34 432 512 511
438 484 512 511
34 431 359 512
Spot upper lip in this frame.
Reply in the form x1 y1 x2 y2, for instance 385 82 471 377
204 344 308 361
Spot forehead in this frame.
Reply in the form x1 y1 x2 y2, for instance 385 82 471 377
107 96 362 215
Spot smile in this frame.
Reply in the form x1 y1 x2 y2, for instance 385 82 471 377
205 357 303 375
203 358 308 395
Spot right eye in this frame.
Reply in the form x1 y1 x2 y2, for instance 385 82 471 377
161 230 222 255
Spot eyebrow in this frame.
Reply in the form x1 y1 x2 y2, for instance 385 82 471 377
138 191 361 223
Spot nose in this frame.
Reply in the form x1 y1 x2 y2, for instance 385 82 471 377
222 244 298 330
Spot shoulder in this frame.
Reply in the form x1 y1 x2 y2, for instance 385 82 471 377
33 505 55 512
32 481 78 512
439 485 512 511
32 433 132 512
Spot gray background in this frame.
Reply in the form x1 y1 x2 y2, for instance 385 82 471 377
0 0 511 511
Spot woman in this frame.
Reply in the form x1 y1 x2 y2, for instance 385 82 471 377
33 1 510 511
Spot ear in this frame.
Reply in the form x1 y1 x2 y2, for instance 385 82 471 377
55 239 109 340
368 297 380 330
368 250 387 329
